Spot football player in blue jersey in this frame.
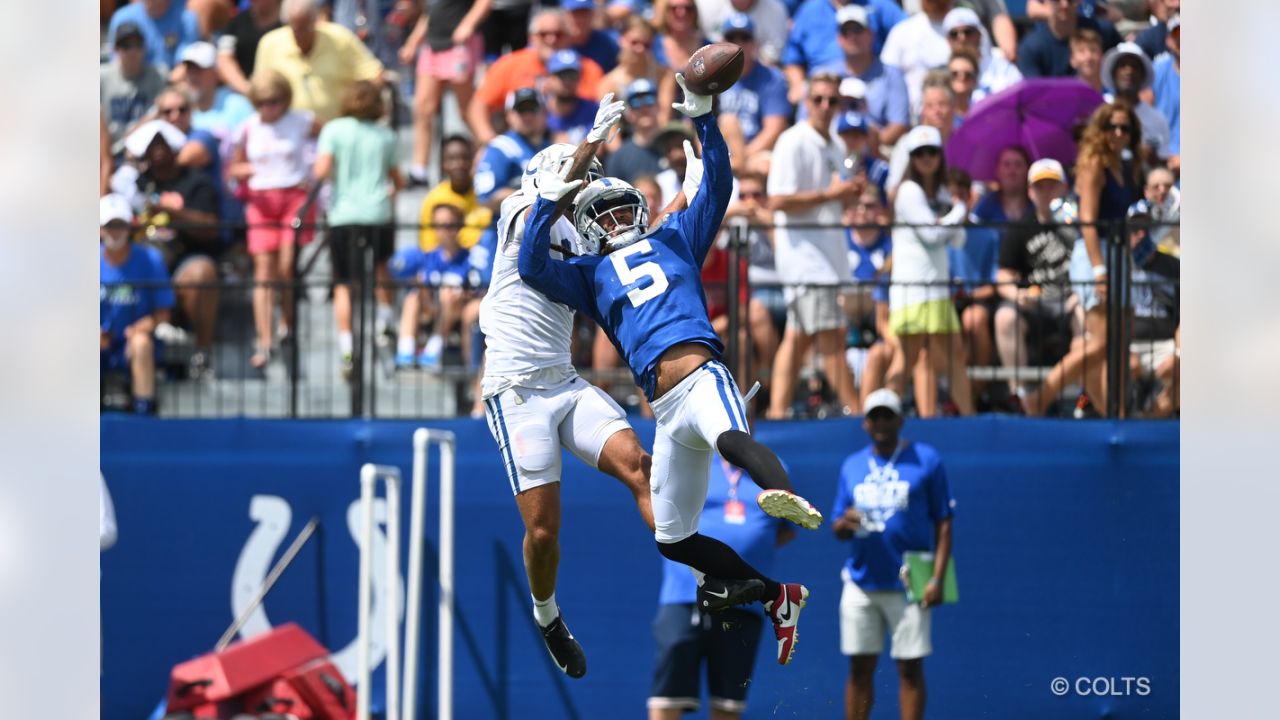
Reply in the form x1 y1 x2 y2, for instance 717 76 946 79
517 73 823 666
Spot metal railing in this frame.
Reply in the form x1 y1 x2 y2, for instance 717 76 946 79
100 215 1179 419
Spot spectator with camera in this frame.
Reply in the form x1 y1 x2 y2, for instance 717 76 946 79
102 23 167 155
100 193 175 416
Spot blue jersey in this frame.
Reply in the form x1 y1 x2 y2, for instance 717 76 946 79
518 114 733 401
847 230 891 303
421 247 481 289
717 62 791 144
474 132 546 205
101 244 175 343
832 441 955 590
658 457 785 613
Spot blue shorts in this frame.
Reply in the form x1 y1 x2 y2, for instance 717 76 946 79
648 604 765 715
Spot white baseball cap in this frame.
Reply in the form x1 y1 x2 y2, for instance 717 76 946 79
125 119 188 158
100 193 134 226
835 4 869 28
1027 158 1066 185
863 388 903 417
178 41 217 69
902 125 943 154
1100 41 1155 92
942 7 983 34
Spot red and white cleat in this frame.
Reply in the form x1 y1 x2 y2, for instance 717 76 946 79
765 583 809 665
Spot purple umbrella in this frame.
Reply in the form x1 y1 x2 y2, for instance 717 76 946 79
945 78 1105 182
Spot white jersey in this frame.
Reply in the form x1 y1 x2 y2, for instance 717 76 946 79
479 191 584 396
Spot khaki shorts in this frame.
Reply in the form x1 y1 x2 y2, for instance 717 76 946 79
785 285 844 334
839 577 932 660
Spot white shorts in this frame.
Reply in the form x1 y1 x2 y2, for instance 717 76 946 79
839 576 931 660
648 360 750 543
482 375 631 495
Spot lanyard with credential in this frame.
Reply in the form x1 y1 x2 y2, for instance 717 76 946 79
867 440 906 483
721 458 747 525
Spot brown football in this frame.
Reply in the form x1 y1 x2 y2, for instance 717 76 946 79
683 42 746 95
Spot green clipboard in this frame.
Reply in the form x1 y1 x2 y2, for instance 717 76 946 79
901 551 959 605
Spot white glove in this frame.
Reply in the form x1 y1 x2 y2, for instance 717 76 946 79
681 139 703 204
586 92 626 144
536 153 583 202
671 73 713 118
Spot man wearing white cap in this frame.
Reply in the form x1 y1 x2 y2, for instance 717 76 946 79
831 387 955 720
1101 42 1170 163
174 41 254 143
100 194 176 416
993 158 1075 409
782 0 907 106
813 4 910 145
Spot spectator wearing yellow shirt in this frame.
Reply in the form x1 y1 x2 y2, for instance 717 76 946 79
253 0 385 123
417 134 492 251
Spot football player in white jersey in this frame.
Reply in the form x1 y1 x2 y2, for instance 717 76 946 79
477 97 653 679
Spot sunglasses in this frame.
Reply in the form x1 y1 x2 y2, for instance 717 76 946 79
949 69 976 80
809 94 841 107
911 147 941 158
117 40 144 50
739 191 764 200
840 22 867 36
724 32 753 44
103 220 131 231
159 105 190 116
625 37 653 49
947 27 979 39
535 30 564 39
1104 122 1132 134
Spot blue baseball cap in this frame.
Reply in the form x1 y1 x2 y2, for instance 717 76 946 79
837 111 871 134
624 78 658 108
721 12 755 37
547 49 582 75
562 0 595 11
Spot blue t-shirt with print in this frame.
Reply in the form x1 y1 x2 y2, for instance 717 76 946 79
658 457 785 613
420 247 482 289
474 132 545 205
718 62 792 144
547 98 600 146
1152 54 1179 155
847 229 891 303
783 0 906 71
107 1 200 72
833 441 955 590
101 244 176 344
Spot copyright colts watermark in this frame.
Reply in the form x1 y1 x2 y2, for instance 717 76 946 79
1050 676 1151 697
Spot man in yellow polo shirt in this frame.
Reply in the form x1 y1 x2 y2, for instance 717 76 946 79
418 134 491 251
253 0 385 123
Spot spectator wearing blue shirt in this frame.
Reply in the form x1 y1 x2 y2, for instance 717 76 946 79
475 88 551 210
1133 0 1178 59
178 42 256 145
563 0 622 72
783 0 906 109
648 456 795 720
107 0 201 73
808 4 910 145
544 50 601 146
100 194 176 416
716 15 792 164
831 388 955 720
414 203 486 371
1151 15 1180 170
844 185 892 355
604 79 666 182
1016 0 1121 78
836 111 890 200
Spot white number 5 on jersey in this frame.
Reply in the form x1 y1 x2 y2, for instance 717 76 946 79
609 240 669 307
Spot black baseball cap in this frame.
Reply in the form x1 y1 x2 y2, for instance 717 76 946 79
115 22 145 47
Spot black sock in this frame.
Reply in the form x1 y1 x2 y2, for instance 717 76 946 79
716 430 794 493
657 534 780 600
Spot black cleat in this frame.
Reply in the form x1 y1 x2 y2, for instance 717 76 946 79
541 614 587 678
698 577 766 613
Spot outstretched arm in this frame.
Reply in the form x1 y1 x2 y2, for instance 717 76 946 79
517 195 595 311
670 74 732 262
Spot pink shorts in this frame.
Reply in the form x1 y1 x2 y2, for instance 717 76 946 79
245 187 315 255
415 34 484 83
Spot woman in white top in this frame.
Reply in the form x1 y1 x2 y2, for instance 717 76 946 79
888 125 973 416
229 70 317 368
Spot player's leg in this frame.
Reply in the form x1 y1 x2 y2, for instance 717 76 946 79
561 379 654 530
482 388 586 677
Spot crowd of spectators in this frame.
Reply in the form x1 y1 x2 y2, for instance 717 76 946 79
100 0 1180 419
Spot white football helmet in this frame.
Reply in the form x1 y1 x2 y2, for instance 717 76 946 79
573 178 650 255
521 143 603 198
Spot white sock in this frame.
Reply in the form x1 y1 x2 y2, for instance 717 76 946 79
338 332 353 356
532 593 559 627
424 335 444 356
397 335 416 356
410 165 428 179
376 304 394 332
690 567 706 586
